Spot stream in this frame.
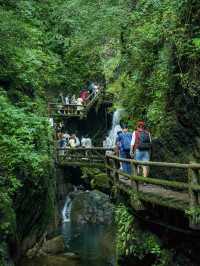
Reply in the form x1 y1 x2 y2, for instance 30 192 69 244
61 193 116 266
21 190 116 266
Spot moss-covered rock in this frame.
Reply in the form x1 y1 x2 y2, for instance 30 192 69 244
42 236 65 255
71 190 114 225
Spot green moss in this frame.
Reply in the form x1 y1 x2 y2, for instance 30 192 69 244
130 190 144 211
81 167 110 190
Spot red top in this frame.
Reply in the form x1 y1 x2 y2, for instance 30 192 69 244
80 90 89 101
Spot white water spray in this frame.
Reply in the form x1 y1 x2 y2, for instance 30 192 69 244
107 109 124 147
62 196 72 223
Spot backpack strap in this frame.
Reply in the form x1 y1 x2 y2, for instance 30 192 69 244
134 130 141 151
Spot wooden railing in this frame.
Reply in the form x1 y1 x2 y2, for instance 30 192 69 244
48 89 103 119
105 154 200 229
56 146 200 229
57 147 113 167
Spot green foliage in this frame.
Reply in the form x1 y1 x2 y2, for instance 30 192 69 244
106 0 200 140
115 204 171 265
130 190 144 210
1 0 200 262
185 207 200 224
0 2 60 260
0 92 54 246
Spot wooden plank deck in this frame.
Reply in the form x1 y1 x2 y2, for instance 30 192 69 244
117 176 189 210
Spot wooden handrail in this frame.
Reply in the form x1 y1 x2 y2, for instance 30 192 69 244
57 147 114 151
106 164 200 191
106 153 200 229
49 103 83 108
106 154 200 169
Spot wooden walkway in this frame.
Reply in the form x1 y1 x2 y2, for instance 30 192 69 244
48 89 104 119
105 154 200 229
118 176 189 210
56 145 200 229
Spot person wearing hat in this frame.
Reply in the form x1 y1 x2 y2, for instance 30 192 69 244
130 121 151 177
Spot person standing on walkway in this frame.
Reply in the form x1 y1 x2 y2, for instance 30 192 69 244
65 95 69 105
116 125 132 175
58 92 65 104
80 89 89 103
58 133 66 156
130 121 151 177
77 97 83 115
69 135 76 148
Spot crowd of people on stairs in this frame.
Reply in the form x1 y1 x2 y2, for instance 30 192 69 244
115 121 151 178
56 81 101 116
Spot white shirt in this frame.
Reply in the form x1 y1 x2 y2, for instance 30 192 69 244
81 137 86 147
75 137 80 147
85 138 92 148
77 98 83 105
49 118 54 127
131 131 151 146
65 97 69 105
63 133 70 140
69 138 76 148
77 98 83 110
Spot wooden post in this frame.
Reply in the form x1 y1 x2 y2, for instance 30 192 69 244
188 163 200 230
131 162 139 191
113 158 119 184
105 156 111 177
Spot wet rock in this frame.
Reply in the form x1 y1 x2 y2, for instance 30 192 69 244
20 254 80 266
21 234 37 254
41 236 65 255
64 252 80 260
71 190 114 225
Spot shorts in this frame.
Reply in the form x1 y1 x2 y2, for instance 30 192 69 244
135 149 150 161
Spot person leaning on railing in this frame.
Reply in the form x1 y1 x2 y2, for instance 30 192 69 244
130 121 152 177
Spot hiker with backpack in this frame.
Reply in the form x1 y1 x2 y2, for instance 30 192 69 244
116 125 132 175
130 121 151 177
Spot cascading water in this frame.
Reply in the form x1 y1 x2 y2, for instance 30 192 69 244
62 196 72 223
107 109 124 147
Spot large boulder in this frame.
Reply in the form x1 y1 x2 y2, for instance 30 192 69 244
71 190 114 225
41 236 65 255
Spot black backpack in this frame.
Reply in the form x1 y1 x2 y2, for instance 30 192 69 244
137 130 151 150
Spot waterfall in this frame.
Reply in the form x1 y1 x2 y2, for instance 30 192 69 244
107 109 124 147
62 196 72 223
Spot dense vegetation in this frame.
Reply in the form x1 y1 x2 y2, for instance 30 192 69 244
115 205 171 266
1 0 200 265
0 1 57 264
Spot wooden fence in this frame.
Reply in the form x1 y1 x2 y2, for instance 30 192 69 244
57 147 113 167
105 154 200 229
